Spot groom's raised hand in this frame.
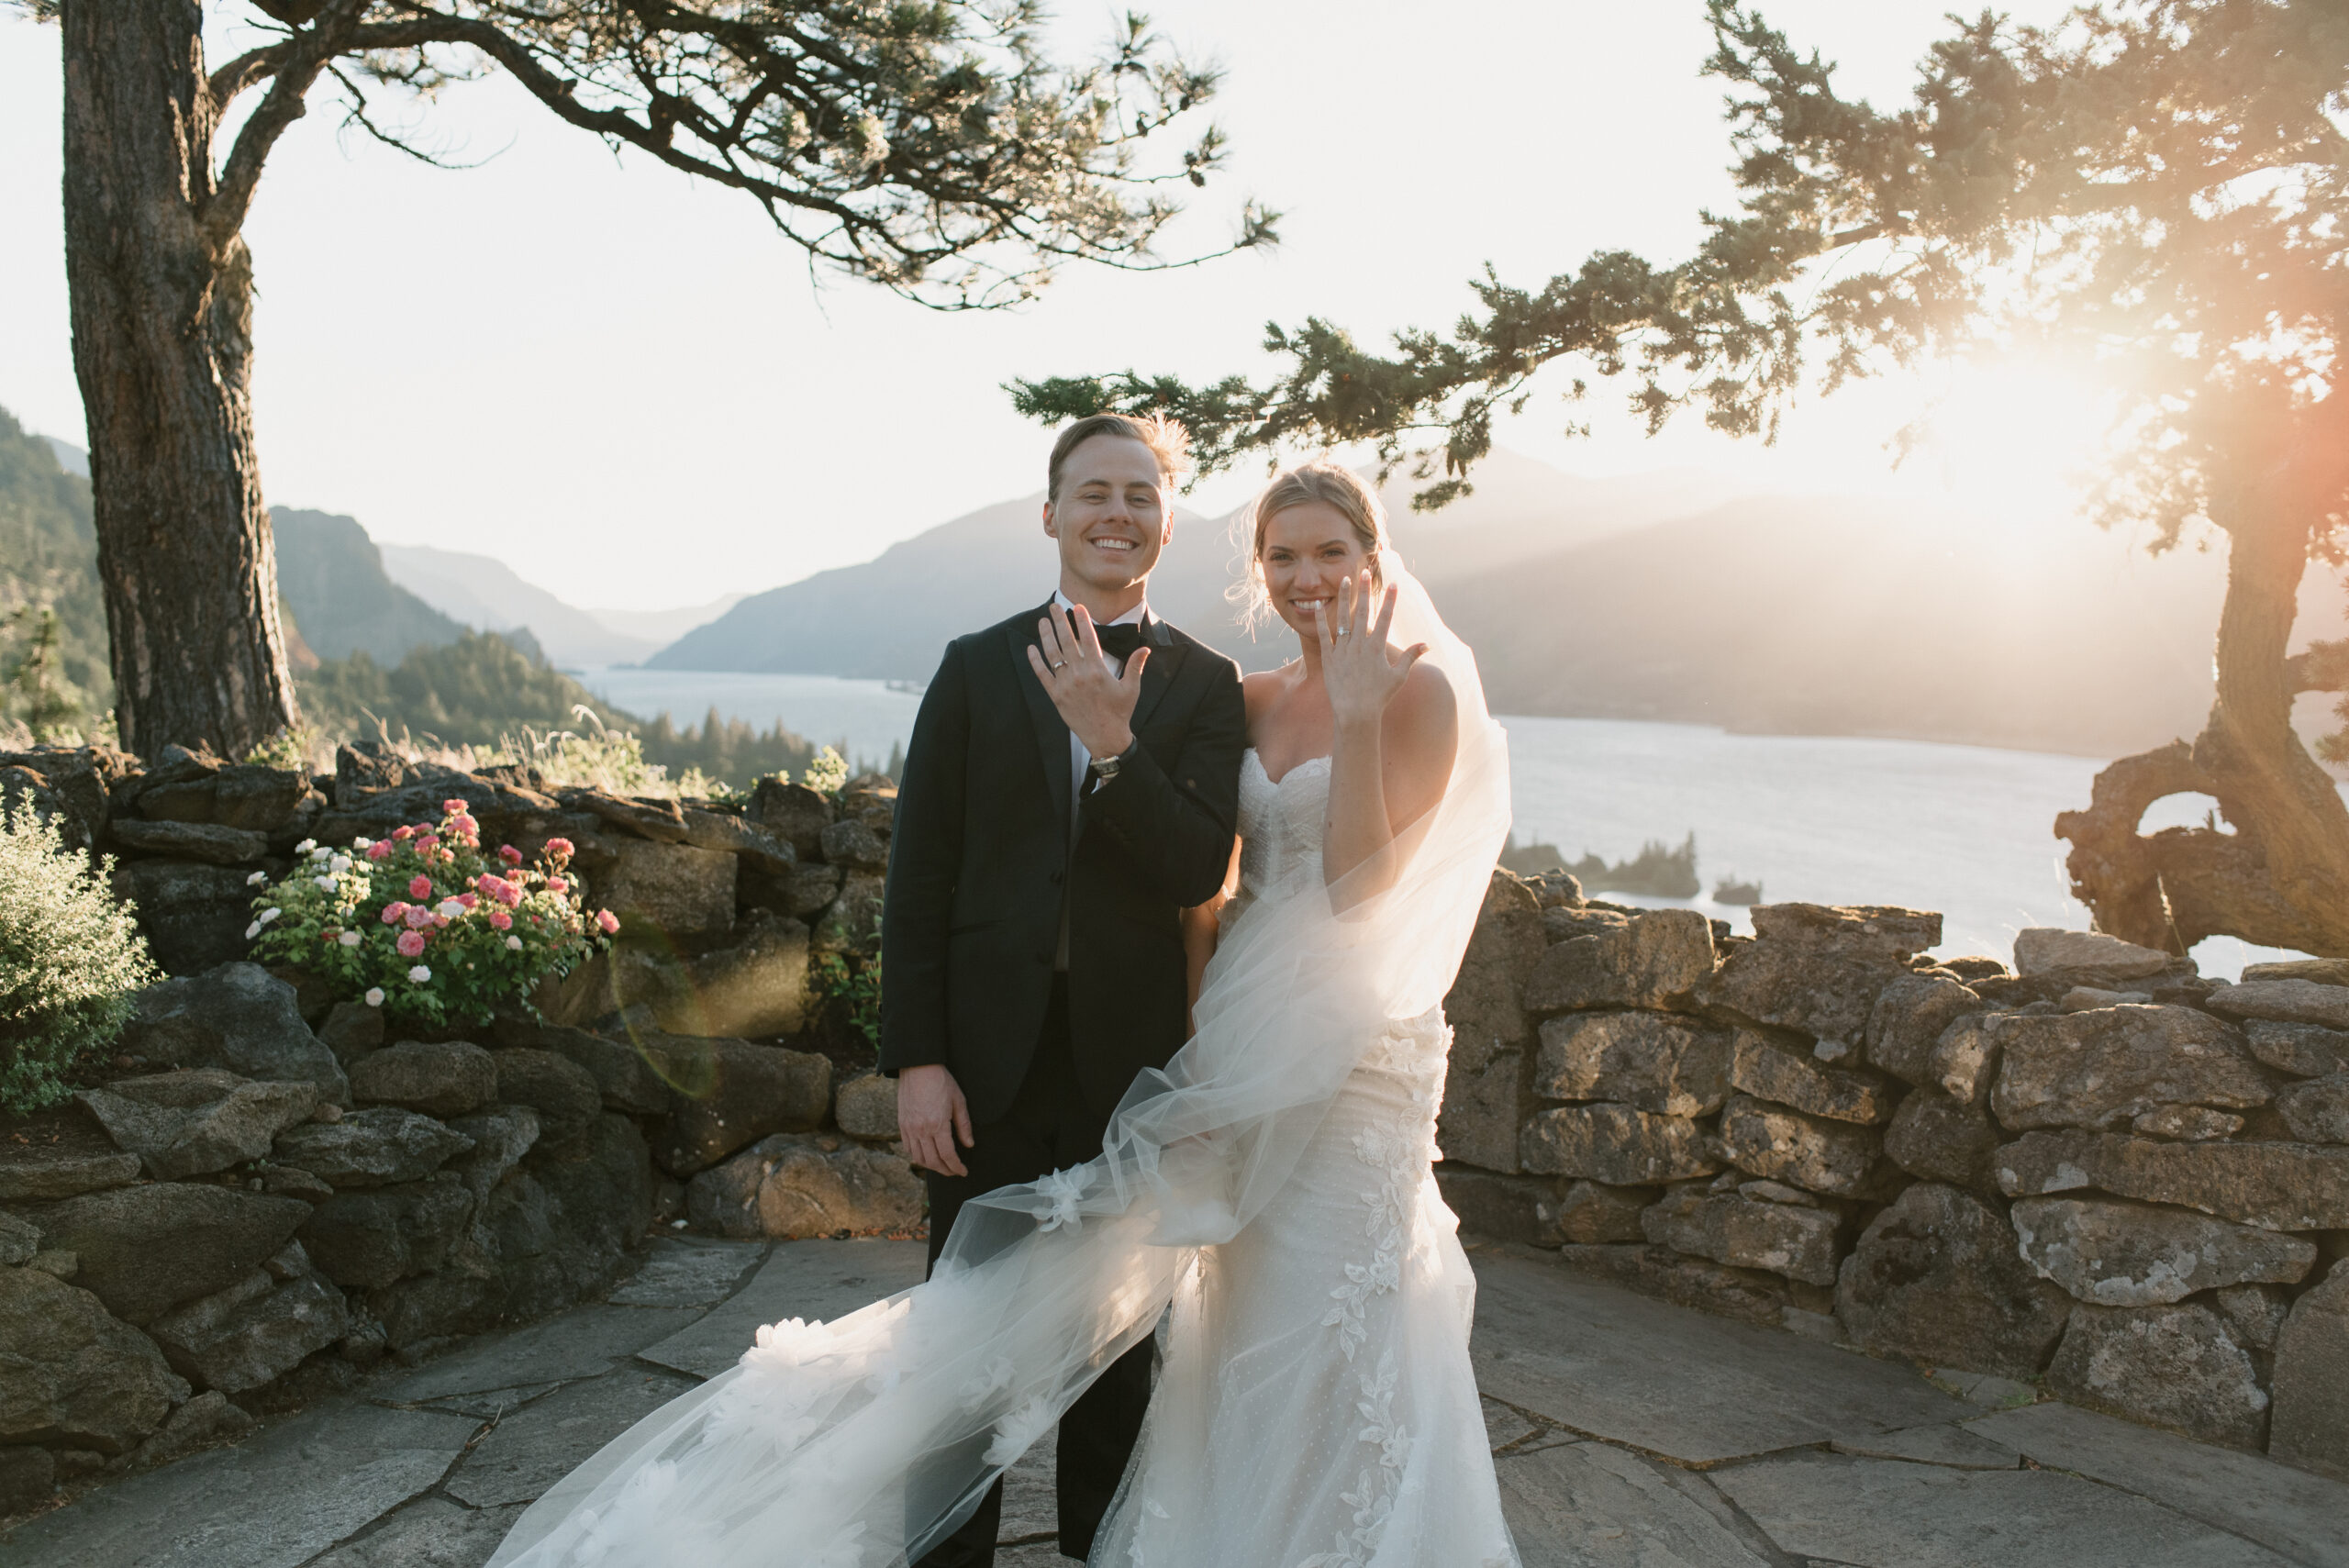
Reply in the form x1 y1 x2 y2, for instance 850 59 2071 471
1028 605 1148 762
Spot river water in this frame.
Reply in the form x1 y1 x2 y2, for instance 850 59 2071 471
578 667 2296 978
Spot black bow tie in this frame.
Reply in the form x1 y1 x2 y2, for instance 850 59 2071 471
1091 620 1147 661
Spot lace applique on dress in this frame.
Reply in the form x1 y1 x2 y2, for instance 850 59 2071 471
1296 1350 1409 1568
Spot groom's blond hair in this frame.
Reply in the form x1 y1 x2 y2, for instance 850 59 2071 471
1046 413 1192 502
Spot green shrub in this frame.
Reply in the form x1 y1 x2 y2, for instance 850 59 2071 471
0 802 157 1113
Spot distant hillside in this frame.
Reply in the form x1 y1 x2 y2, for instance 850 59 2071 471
379 543 661 669
585 594 747 650
272 508 537 666
1431 494 2346 759
651 449 1722 681
0 413 109 734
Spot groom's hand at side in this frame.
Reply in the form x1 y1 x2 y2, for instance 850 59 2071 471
898 1063 974 1177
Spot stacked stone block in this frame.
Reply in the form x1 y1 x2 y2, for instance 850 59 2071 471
1434 872 2349 1481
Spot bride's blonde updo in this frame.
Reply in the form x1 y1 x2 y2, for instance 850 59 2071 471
1233 462 1390 627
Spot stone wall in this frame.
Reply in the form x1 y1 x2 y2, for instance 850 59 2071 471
1433 869 2349 1481
0 742 920 1516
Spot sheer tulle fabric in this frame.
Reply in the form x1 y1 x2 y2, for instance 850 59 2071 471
487 563 1513 1568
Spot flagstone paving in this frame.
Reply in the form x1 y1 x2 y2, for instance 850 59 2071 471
6 1235 2345 1567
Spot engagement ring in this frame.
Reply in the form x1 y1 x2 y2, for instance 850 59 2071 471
1052 660 1068 670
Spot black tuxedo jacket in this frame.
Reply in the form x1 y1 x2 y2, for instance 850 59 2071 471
878 600 1247 1127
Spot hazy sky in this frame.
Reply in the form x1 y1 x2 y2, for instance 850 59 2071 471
1 1 2087 610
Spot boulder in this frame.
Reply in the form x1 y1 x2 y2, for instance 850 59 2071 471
298 1178 475 1289
2243 957 2349 986
1865 973 1983 1083
1641 1187 1844 1286
35 1182 311 1324
678 807 796 875
569 788 689 843
0 1267 186 1453
650 914 813 1040
2045 1302 2270 1450
347 1039 499 1117
837 781 897 833
112 859 255 974
207 763 310 832
492 1048 604 1148
1926 1014 2002 1106
834 1073 900 1141
273 1106 475 1187
818 817 889 872
1717 1095 1887 1197
2009 1196 2316 1305
1435 873 1545 1173
476 1114 652 1323
1553 1180 1657 1244
2213 1283 2293 1351
1834 1183 2071 1378
108 818 270 865
2277 1073 2349 1143
1532 1012 1731 1118
751 777 834 857
1520 909 1715 1014
2012 929 2175 983
144 1266 351 1393
812 871 885 956
1728 1031 1898 1125
1554 1242 1791 1326
75 1069 318 1180
1432 1169 1568 1248
1875 1091 2008 1194
1988 1006 2270 1132
444 1105 541 1201
2131 1104 2244 1140
0 1214 36 1267
598 839 737 941
520 1024 671 1115
117 1388 258 1473
315 1000 384 1066
644 1036 833 1176
762 862 845 919
2244 1019 2349 1078
0 1147 142 1202
1992 1129 2349 1230
1704 905 1941 1052
2270 1260 2349 1479
117 962 349 1103
1542 906 1629 943
1520 1104 1719 1185
2204 978 2349 1031
0 1445 52 1513
685 1133 924 1239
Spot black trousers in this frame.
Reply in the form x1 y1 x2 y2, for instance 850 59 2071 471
915 976 1156 1567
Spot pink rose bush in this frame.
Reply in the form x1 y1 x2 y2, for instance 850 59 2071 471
248 804 620 1027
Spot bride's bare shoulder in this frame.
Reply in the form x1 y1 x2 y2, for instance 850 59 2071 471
1241 662 1300 728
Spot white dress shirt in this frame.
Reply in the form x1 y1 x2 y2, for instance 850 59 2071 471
1051 590 1147 968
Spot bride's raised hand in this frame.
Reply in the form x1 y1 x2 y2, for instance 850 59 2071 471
1318 570 1428 728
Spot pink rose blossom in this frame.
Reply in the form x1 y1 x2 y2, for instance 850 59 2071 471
395 929 427 958
393 825 415 840
596 909 619 935
407 874 433 900
498 844 523 866
544 837 574 860
366 840 395 862
405 906 434 929
432 913 451 929
442 798 470 816
457 892 478 910
451 814 480 838
545 876 569 895
489 908 513 930
380 903 406 925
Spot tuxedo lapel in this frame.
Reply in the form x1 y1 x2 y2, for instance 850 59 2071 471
1008 604 1073 829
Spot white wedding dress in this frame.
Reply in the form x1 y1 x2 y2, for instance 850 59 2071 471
1093 751 1518 1568
487 564 1517 1568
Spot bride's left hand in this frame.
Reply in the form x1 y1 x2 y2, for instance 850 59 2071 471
1319 571 1427 728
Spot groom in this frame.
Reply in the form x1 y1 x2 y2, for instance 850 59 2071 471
879 412 1249 1566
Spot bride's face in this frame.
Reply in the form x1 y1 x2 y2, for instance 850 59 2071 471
1259 502 1373 640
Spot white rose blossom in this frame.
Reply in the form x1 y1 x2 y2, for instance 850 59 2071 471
328 854 351 873
436 898 465 920
339 931 362 948
245 870 268 886
294 839 317 854
506 935 523 951
244 921 262 940
258 907 281 925
363 987 384 1006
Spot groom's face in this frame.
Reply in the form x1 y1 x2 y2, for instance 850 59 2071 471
1042 434 1173 597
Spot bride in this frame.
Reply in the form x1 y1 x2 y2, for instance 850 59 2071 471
489 462 1519 1568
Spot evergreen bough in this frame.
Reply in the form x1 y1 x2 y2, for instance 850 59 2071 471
0 802 156 1113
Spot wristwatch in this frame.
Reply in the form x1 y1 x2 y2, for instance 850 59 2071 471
1090 740 1137 781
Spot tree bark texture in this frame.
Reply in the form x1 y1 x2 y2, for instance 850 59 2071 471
61 0 298 760
2059 450 2349 958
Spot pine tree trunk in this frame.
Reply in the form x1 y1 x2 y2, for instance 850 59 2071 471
60 0 298 761
2058 463 2349 957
